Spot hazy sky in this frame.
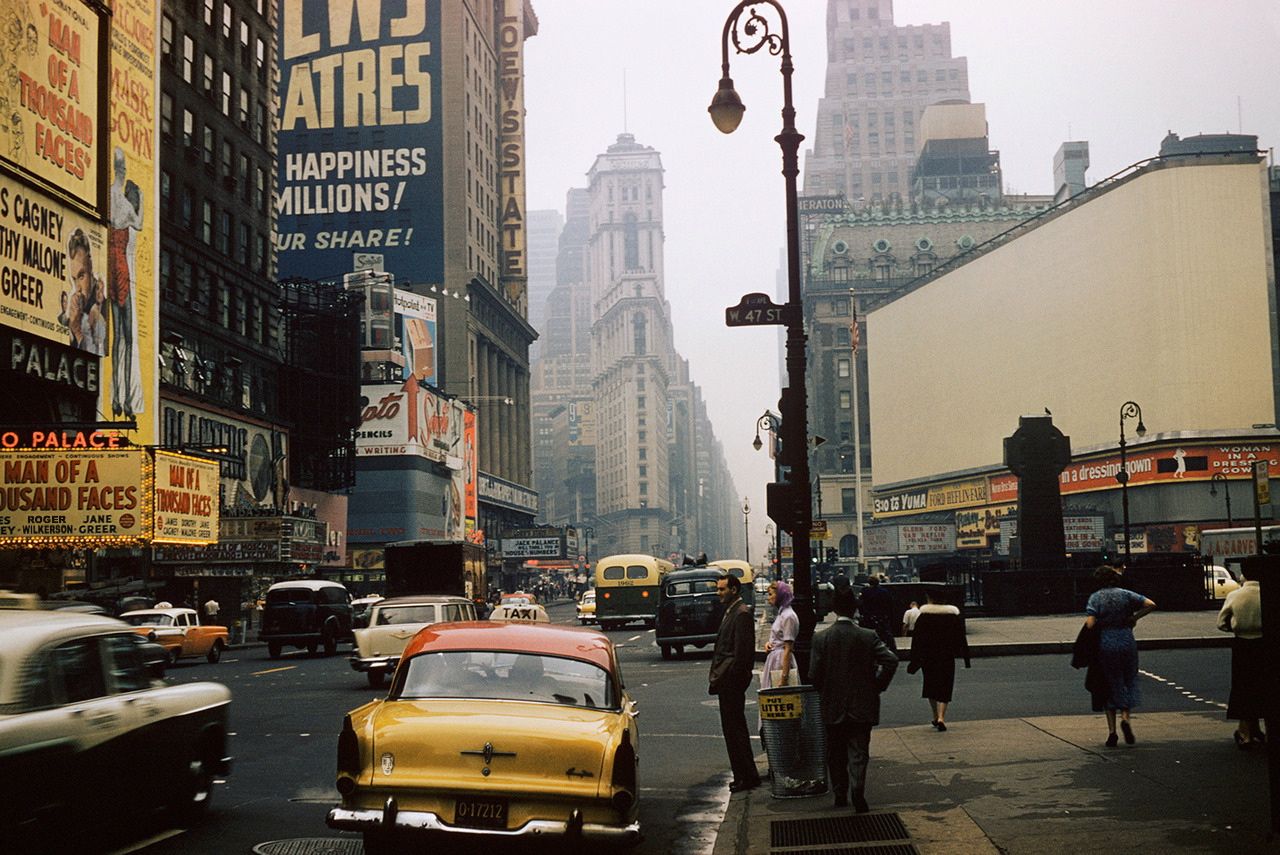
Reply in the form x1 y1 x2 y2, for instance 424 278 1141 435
523 1 1280 561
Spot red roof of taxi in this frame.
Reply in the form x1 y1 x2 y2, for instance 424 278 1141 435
401 621 615 670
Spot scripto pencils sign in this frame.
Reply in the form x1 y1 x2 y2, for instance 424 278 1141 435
152 451 220 545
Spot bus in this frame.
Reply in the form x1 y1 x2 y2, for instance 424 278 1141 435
593 554 675 630
707 559 755 610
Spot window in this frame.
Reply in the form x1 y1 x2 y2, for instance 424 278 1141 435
182 109 194 146
51 638 106 703
105 635 150 693
182 35 194 82
202 54 213 92
237 222 249 265
201 201 213 244
239 88 249 125
837 357 850 379
219 210 231 254
222 4 233 39
203 0 214 26
161 15 173 59
202 125 214 166
254 167 266 212
160 92 173 138
841 488 857 514
160 171 171 217
221 140 233 177
180 185 193 227
221 71 231 114
839 390 851 410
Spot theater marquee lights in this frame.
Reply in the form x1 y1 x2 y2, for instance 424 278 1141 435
0 445 221 548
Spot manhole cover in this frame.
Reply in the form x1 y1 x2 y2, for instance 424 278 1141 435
769 846 917 855
253 839 364 855
770 813 911 848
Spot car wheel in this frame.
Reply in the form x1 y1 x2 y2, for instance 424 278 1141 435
367 669 385 689
306 642 319 655
323 625 337 657
206 642 224 664
267 642 282 659
673 645 684 659
168 647 181 666
660 644 672 660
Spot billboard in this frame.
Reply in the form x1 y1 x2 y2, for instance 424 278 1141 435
0 448 146 546
356 380 465 464
0 172 107 348
1 0 105 208
497 0 527 298
159 401 288 509
395 287 436 386
105 0 159 444
1059 442 1280 494
152 450 219 545
867 159 1276 486
276 0 443 284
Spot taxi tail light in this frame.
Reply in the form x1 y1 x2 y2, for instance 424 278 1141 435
610 731 637 813
337 715 360 778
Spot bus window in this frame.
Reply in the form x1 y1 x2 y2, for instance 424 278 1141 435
626 565 649 579
602 566 625 580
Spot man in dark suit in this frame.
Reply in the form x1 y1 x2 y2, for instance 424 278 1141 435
810 586 899 812
709 572 760 792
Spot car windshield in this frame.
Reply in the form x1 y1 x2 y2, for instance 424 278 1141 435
374 605 437 625
267 588 316 605
666 579 718 597
122 614 174 627
397 650 616 710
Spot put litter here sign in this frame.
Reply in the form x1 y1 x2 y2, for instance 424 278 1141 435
759 692 803 720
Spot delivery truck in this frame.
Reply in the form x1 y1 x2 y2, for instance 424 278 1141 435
383 540 488 604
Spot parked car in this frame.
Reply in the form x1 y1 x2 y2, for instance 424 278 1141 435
119 607 230 664
655 567 724 660
0 611 231 852
327 621 640 853
260 580 354 659
577 589 597 625
350 596 476 688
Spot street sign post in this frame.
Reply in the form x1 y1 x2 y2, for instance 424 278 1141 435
726 292 795 327
811 520 829 540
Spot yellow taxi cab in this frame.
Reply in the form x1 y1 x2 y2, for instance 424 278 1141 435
327 621 640 852
489 601 550 622
577 589 597 625
119 607 230 664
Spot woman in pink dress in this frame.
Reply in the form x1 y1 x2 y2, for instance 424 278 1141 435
762 580 798 689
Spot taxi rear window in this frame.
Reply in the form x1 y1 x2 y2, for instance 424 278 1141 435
666 579 718 597
602 566 624 580
625 565 648 579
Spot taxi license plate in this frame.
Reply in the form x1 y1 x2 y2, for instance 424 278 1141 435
454 797 508 829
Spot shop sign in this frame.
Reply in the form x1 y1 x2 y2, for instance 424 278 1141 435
1 326 99 392
501 537 562 559
3 0 105 208
1060 443 1279 494
151 450 219 545
477 472 538 513
153 540 280 562
988 473 1018 503
925 478 987 512
871 487 928 518
864 526 899 555
0 447 145 546
900 524 955 554
1064 516 1106 552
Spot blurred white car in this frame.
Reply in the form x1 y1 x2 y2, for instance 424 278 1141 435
1208 565 1241 600
350 596 476 688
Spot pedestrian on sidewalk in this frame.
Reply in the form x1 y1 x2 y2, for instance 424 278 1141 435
760 580 799 776
857 576 898 653
810 587 899 813
900 600 920 637
1084 565 1156 747
906 590 970 731
1217 564 1264 748
709 572 761 793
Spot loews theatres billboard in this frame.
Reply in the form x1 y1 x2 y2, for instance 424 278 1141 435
275 0 443 284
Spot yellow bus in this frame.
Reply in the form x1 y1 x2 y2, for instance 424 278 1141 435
708 559 755 609
593 554 675 630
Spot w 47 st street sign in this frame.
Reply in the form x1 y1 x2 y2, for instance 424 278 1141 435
725 292 796 327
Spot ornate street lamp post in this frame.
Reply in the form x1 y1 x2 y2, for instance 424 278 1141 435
742 497 751 565
1209 473 1234 528
712 0 815 676
1117 401 1146 567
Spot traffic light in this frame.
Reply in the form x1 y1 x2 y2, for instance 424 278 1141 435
767 481 805 533
825 547 837 563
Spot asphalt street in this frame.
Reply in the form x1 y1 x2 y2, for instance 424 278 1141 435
102 605 1238 854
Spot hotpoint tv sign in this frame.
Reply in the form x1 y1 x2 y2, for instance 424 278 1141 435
275 1 443 284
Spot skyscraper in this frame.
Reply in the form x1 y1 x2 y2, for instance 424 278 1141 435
526 209 564 361
803 0 970 206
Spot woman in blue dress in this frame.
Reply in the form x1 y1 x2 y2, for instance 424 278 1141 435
1084 565 1156 747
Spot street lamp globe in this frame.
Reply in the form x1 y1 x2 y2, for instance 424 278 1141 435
708 78 746 133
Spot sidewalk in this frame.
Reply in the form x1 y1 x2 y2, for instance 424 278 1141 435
755 608 1232 660
729 610 1268 854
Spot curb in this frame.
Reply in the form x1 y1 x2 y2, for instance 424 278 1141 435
756 635 1231 661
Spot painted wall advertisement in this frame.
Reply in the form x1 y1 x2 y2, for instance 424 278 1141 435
276 0 443 284
152 450 220 544
160 401 288 509
106 0 159 444
1059 443 1279 494
1 0 104 207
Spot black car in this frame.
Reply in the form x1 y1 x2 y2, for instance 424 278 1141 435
260 580 354 658
655 568 725 660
